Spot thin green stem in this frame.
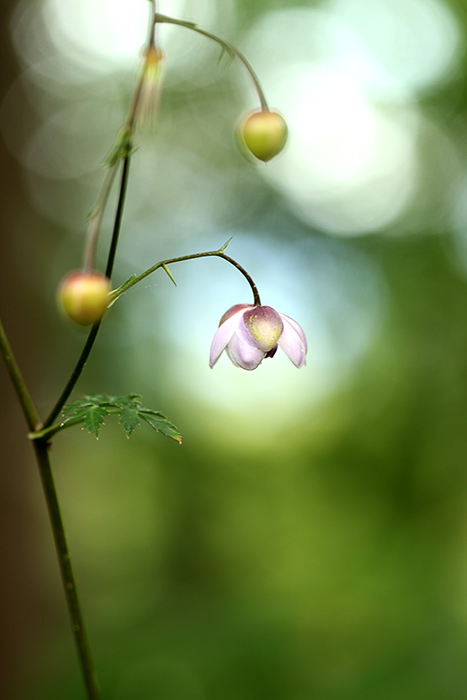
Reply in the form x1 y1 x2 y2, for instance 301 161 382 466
110 244 262 306
0 317 41 432
0 322 100 699
219 252 261 305
30 407 125 443
29 420 82 442
83 1 157 274
149 0 157 47
83 162 120 272
2 6 161 700
154 13 269 110
105 155 131 278
33 439 100 700
127 0 158 131
44 153 132 430
44 324 101 429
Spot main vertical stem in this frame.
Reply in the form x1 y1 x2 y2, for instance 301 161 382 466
0 319 100 699
105 155 131 279
33 439 100 700
44 154 131 430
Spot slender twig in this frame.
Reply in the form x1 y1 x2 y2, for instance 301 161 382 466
44 324 101 429
219 252 261 305
154 13 269 110
0 318 41 432
83 162 121 273
30 407 124 443
33 440 100 700
149 0 157 50
44 155 132 430
110 245 262 307
105 156 131 279
127 0 158 131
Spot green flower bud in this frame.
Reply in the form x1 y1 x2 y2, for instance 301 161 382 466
239 110 288 162
58 271 111 326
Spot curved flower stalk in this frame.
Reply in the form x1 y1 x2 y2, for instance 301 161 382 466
210 304 307 371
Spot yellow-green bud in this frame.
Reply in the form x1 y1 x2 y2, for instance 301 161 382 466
239 110 288 162
243 306 284 351
137 44 164 133
58 271 111 326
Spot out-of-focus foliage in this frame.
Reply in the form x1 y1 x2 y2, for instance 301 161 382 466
3 1 467 699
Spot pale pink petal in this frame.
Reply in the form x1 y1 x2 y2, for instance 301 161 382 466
209 308 248 368
219 303 253 326
277 314 307 368
227 330 265 370
280 314 308 350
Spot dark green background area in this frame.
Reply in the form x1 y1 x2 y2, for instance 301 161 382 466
3 1 467 699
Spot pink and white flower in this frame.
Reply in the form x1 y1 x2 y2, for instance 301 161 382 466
209 304 307 371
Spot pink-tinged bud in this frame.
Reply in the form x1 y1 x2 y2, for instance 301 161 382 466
58 271 111 326
239 110 288 162
243 306 283 352
210 304 307 371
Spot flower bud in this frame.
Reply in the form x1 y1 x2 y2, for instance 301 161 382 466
58 271 111 326
243 306 283 352
239 110 288 162
137 44 164 133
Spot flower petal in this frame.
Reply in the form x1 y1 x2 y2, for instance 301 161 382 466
219 303 252 326
227 329 266 370
277 314 307 368
209 307 249 368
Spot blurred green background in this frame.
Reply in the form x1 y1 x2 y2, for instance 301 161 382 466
3 0 467 698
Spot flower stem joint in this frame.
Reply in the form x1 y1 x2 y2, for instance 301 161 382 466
210 304 307 371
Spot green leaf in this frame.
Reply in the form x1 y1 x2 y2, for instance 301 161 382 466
114 394 142 407
138 408 182 444
61 396 109 438
83 405 108 438
81 394 110 405
60 393 181 443
61 408 91 424
119 405 141 437
62 400 93 415
61 398 109 437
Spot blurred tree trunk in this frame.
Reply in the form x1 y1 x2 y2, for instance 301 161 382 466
0 1 46 697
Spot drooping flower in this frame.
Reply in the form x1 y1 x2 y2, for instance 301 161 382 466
209 304 307 371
